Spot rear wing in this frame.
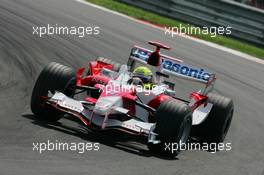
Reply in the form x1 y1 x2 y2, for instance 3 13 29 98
127 45 216 94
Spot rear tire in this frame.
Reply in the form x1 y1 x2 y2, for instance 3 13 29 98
148 100 192 157
191 93 234 144
97 57 121 72
31 62 76 122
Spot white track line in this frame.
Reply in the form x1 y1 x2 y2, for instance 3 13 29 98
76 0 264 64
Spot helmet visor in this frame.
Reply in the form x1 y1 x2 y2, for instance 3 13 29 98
133 74 152 83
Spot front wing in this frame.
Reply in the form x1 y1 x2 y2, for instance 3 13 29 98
47 92 154 135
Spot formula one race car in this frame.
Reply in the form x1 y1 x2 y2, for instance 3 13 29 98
31 41 234 157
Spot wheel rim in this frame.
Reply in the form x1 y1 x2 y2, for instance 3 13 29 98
64 77 76 97
179 115 192 144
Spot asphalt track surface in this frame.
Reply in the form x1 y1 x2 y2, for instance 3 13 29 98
0 0 264 174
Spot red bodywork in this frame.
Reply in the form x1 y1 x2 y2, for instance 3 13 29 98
42 41 217 139
75 60 178 121
75 59 208 125
77 61 111 87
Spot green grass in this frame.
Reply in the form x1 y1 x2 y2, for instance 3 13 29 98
86 0 264 59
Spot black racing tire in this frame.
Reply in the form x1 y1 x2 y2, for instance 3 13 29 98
31 62 76 122
97 57 121 72
148 100 192 157
191 93 234 144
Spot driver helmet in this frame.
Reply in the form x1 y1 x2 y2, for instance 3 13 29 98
133 66 153 89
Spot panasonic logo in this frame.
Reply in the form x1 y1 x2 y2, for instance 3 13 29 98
162 60 211 81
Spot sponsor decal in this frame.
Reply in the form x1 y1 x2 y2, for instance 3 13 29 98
162 60 211 81
130 47 212 81
130 47 150 61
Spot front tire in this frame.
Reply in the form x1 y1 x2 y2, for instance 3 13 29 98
31 62 76 122
148 100 192 157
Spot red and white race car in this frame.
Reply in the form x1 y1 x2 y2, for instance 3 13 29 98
31 41 234 157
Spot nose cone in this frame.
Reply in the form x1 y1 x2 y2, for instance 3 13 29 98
94 96 122 115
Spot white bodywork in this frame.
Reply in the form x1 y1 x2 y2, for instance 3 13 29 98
48 61 214 139
192 103 213 125
49 91 154 134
